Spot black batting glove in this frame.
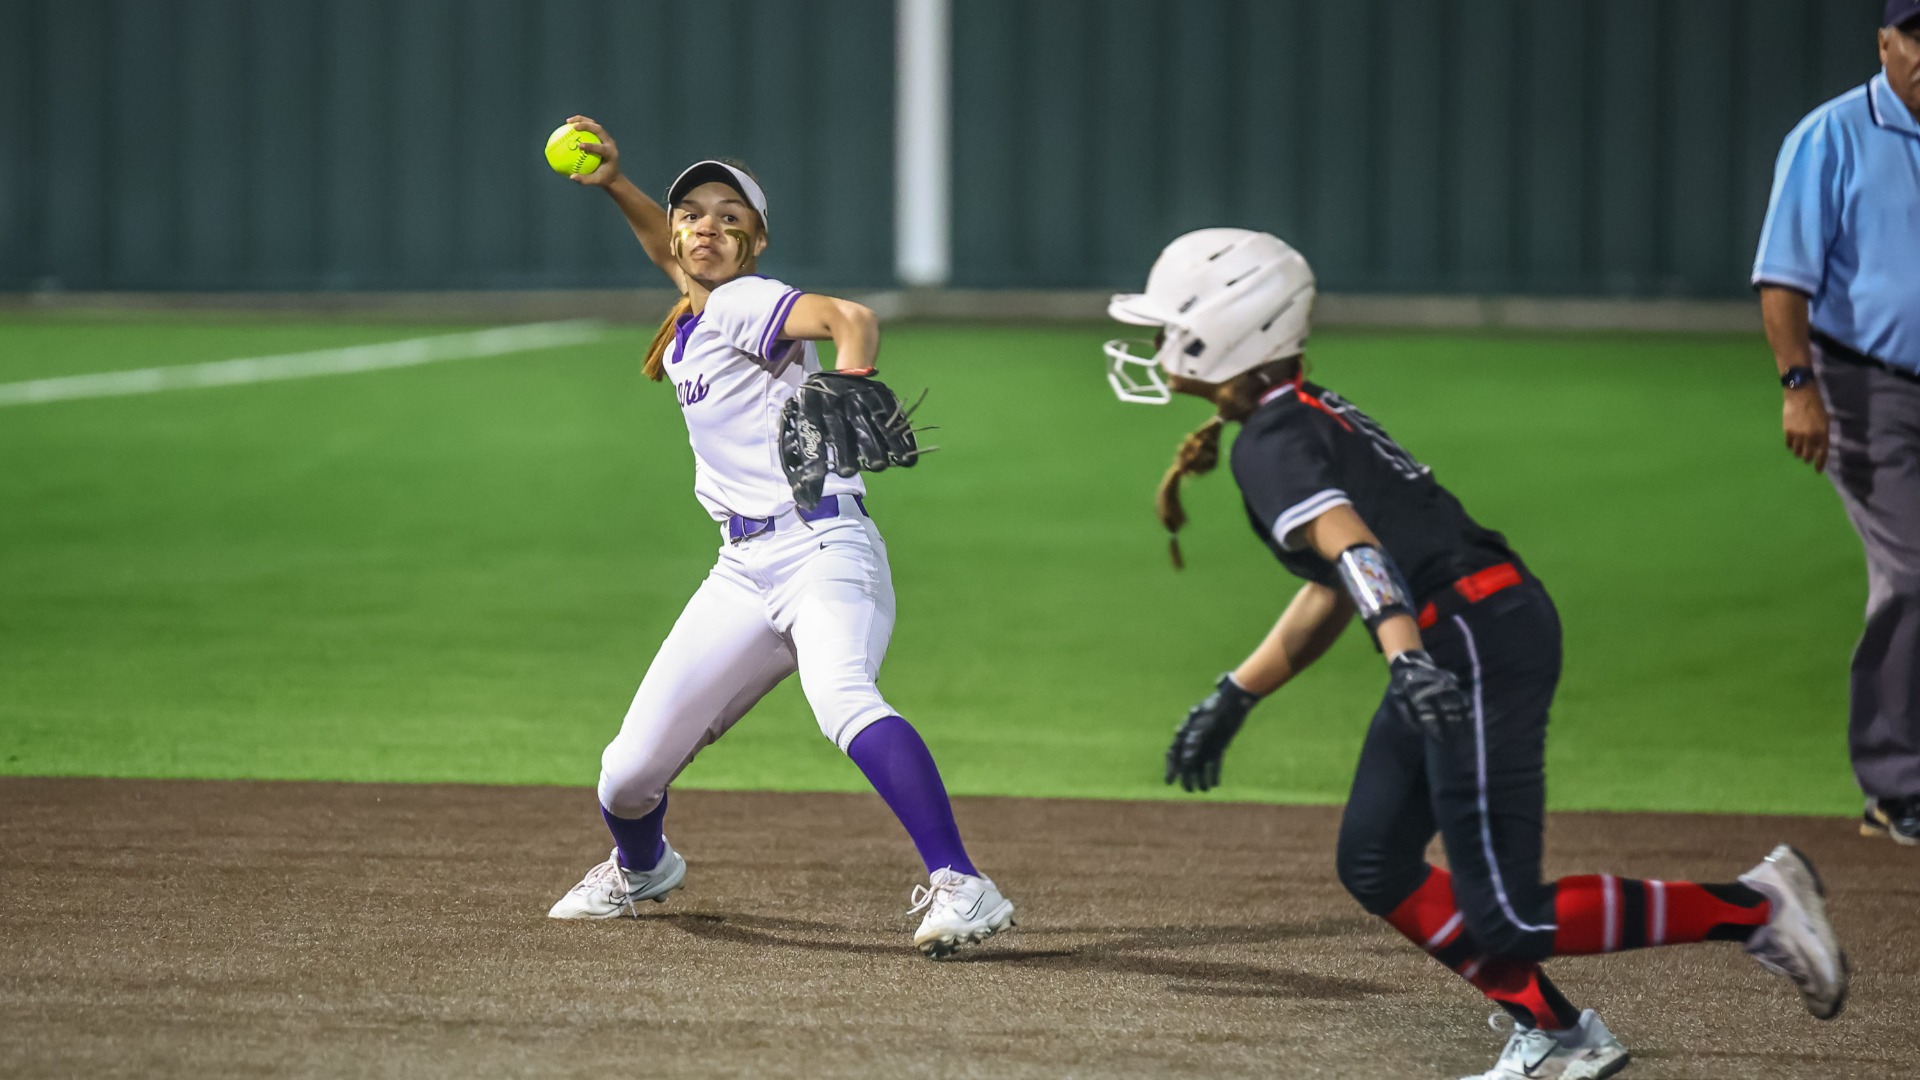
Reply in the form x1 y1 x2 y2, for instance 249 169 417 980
1389 649 1471 741
1165 673 1262 793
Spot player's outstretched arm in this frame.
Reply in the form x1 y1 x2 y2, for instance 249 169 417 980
1232 582 1353 695
1164 582 1350 793
1152 580 1351 791
778 294 880 373
562 116 679 285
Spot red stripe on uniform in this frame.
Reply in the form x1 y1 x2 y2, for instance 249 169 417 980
1454 562 1523 602
1416 563 1521 629
1296 391 1354 432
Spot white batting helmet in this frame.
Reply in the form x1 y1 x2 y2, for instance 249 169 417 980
1104 228 1316 404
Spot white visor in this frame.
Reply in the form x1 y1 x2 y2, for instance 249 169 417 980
1107 292 1173 327
665 160 770 225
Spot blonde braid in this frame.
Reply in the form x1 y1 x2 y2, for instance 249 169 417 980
642 295 693 382
1152 356 1304 569
1156 418 1225 570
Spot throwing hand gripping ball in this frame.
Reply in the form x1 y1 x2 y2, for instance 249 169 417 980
544 124 603 176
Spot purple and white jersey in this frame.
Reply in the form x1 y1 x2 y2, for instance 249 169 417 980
665 275 866 521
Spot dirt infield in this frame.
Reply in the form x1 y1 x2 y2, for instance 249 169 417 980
2 778 1915 1079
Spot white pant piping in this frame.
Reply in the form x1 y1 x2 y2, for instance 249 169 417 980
1453 613 1557 935
1602 873 1619 953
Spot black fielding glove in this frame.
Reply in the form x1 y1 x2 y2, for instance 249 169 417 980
1388 649 1471 740
1165 673 1262 793
779 372 927 510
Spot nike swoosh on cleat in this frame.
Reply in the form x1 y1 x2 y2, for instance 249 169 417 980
1524 1048 1555 1076
961 895 987 919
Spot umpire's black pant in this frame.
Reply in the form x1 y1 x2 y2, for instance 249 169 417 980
1335 581 1561 963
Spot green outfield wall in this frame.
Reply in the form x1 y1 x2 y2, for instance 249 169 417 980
950 0 1881 294
0 0 1884 295
0 0 897 291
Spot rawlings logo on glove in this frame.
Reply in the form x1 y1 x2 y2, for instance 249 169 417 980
778 371 934 510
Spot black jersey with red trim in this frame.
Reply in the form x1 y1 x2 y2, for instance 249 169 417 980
1228 379 1518 602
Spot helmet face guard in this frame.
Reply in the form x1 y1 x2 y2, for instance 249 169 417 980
1103 290 1187 405
1103 337 1172 404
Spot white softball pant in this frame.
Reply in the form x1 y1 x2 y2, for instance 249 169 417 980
596 506 898 817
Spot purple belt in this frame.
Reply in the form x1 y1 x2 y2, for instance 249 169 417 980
726 494 867 543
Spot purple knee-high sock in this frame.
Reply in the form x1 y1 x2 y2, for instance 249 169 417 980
846 716 977 876
602 792 668 872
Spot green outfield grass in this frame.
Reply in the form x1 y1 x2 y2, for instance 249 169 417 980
0 314 1866 815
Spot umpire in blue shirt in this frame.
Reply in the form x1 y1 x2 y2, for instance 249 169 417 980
1754 0 1920 845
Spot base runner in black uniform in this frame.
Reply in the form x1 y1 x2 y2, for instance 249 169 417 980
1104 230 1850 1080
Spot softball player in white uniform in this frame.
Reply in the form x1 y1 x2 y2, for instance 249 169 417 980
544 118 1013 958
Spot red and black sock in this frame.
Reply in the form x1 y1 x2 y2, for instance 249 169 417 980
1475 960 1581 1032
1382 865 1582 1030
1552 875 1770 955
1377 866 1771 1030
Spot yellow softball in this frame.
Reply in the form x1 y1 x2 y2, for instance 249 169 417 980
544 124 603 176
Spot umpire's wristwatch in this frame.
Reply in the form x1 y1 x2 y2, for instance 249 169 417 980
1780 366 1816 390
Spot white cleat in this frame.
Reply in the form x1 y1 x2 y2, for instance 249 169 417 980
547 842 687 919
1738 843 1850 1019
908 867 1015 959
1463 1010 1629 1080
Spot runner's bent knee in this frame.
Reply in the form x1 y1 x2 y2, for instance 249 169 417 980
1335 833 1430 916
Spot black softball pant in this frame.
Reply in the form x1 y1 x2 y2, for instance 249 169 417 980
1335 582 1562 963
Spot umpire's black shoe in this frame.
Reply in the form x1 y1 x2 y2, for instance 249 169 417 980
1861 797 1920 846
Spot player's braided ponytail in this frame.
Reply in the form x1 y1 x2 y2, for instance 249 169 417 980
1155 356 1303 569
642 295 693 382
1156 417 1223 570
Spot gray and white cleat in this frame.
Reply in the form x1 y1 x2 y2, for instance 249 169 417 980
1738 844 1849 1019
909 867 1015 959
547 841 688 919
1463 1010 1629 1080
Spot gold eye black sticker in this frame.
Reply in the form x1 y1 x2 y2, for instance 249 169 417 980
722 228 753 268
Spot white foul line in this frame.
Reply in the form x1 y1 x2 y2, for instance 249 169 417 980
0 320 607 408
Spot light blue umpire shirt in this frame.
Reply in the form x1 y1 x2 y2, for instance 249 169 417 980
1753 71 1920 375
